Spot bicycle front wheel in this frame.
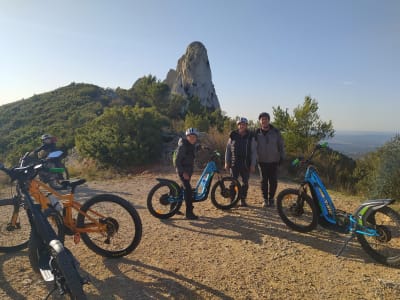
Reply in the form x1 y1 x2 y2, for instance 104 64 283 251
357 206 400 267
210 177 241 210
0 197 30 252
276 188 318 233
76 194 142 258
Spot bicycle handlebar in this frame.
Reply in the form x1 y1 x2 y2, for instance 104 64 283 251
291 142 328 167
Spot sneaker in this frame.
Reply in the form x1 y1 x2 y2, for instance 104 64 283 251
186 213 199 220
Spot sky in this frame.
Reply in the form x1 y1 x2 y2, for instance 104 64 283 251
0 0 399 132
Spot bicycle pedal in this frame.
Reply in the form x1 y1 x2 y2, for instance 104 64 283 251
38 253 54 281
39 268 54 281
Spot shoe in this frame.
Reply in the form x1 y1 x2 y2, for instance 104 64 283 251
186 212 199 220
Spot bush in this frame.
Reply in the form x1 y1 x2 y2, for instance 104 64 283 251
75 106 169 168
355 135 400 199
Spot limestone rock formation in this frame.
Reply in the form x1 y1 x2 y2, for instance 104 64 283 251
165 41 220 110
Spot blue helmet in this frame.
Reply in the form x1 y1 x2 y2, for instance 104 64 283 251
185 127 198 137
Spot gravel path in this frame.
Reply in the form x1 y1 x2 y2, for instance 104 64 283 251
1 169 400 299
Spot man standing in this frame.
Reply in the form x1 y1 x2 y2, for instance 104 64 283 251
225 117 257 207
175 128 199 219
255 112 285 207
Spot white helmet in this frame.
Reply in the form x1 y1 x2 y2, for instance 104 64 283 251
237 117 248 125
185 128 198 137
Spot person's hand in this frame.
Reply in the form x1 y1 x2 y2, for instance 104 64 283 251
224 163 230 170
183 172 190 180
250 165 255 173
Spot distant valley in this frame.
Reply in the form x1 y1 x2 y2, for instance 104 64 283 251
325 130 397 159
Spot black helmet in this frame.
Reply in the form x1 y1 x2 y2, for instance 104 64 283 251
258 112 270 120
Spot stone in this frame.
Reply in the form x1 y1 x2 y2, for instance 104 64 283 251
165 41 220 110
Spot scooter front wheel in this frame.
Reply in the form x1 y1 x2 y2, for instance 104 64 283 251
276 188 318 233
210 177 241 210
147 182 183 219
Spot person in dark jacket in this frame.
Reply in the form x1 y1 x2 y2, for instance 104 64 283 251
34 134 58 159
255 112 285 207
175 128 199 220
225 117 257 207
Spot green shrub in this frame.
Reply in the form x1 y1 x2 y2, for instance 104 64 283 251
75 106 169 168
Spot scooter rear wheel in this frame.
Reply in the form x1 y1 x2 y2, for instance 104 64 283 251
357 206 400 266
147 182 183 219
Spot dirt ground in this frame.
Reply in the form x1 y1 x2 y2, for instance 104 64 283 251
1 167 400 300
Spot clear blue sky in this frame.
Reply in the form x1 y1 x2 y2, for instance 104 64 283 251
1 0 399 132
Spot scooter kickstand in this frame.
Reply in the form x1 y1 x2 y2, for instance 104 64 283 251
336 233 355 257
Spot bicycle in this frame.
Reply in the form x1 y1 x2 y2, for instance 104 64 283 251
0 160 87 299
276 142 400 266
147 149 241 219
0 151 143 258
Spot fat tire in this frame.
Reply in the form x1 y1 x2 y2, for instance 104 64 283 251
76 194 142 258
210 177 241 210
54 248 87 299
147 182 183 219
0 197 30 252
276 188 318 233
357 206 400 267
28 209 65 273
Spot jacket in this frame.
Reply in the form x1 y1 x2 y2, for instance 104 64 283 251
255 125 285 163
225 130 257 168
175 137 196 176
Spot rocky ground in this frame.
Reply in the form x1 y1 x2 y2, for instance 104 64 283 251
1 167 400 300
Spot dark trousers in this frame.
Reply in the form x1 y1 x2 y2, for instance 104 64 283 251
230 163 249 200
258 162 279 201
179 174 194 213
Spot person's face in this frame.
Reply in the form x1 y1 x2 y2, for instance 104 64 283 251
260 117 270 129
237 122 247 134
187 134 197 144
43 138 52 144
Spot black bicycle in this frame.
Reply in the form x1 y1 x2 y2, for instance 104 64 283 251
0 161 87 299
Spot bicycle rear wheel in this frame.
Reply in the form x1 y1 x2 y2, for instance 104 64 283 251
0 197 30 252
147 182 183 219
210 177 241 209
76 194 142 258
357 206 400 266
276 188 318 233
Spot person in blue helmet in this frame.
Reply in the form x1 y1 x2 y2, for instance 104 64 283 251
175 128 199 220
255 112 285 207
225 117 257 207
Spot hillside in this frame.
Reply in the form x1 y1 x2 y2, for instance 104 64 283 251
0 82 119 162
